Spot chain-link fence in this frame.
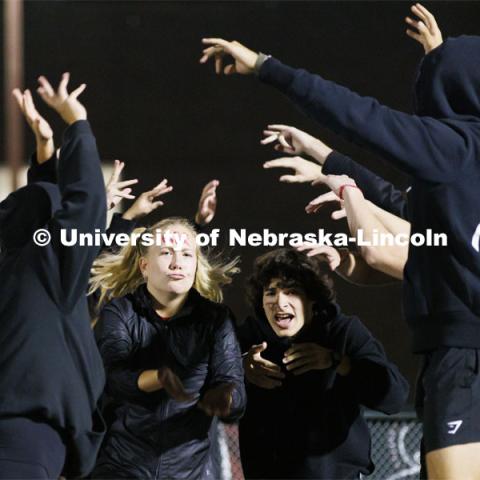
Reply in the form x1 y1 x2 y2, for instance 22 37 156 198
217 411 421 480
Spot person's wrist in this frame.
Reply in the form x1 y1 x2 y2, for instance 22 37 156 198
122 209 137 221
307 140 332 165
338 184 360 200
254 52 270 75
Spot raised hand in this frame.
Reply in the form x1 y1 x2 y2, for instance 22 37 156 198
263 156 325 184
405 3 443 54
200 38 258 75
305 191 346 220
122 179 173 221
243 342 285 389
37 72 87 125
105 160 138 210
198 383 235 417
296 244 342 271
283 343 333 375
195 179 219 226
261 125 332 163
12 89 53 142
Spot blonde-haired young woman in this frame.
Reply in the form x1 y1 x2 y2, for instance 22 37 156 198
90 216 246 479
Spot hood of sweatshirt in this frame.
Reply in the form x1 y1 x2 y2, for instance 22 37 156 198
0 182 61 252
414 35 480 120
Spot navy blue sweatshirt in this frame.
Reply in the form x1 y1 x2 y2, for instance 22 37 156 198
0 121 107 477
259 36 480 352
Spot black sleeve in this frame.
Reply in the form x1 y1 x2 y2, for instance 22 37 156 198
100 213 137 254
330 314 409 414
323 151 408 219
208 309 247 422
95 304 149 402
259 57 473 183
43 121 107 309
27 152 58 184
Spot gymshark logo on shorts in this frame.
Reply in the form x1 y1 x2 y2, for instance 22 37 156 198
473 224 480 252
447 420 463 435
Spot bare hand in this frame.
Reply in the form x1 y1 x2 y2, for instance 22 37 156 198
12 89 53 142
283 343 333 375
198 383 235 417
261 124 332 162
37 72 87 125
157 366 193 402
123 179 173 221
244 342 285 389
200 38 258 75
306 191 345 220
106 160 138 210
195 179 219 226
405 3 443 54
296 244 342 271
263 156 325 184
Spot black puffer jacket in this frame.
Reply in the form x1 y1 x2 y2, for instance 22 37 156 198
92 285 246 479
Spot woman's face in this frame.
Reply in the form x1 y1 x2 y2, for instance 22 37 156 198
262 278 314 337
140 224 197 296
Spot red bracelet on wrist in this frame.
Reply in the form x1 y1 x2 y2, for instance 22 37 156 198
338 184 360 200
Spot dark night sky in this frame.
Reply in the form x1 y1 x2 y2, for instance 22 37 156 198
2 1 480 402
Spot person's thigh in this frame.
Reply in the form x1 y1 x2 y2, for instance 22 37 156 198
426 442 480 480
421 347 480 478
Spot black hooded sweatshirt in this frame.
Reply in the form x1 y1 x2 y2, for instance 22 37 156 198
238 304 409 479
0 121 107 477
259 36 480 352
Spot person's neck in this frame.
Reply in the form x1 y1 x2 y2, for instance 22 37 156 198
146 284 189 318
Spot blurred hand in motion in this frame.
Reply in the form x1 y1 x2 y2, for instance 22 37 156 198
158 366 193 403
243 342 285 389
283 343 333 375
195 179 219 226
198 383 235 417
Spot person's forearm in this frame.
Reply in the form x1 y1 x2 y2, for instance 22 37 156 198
36 137 55 164
137 369 163 393
343 187 406 279
367 201 411 237
335 250 399 286
304 138 332 165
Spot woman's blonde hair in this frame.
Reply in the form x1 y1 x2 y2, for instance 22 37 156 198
89 217 239 306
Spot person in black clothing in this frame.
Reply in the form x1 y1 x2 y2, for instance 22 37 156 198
239 248 409 479
90 216 246 479
200 4 480 477
0 75 106 478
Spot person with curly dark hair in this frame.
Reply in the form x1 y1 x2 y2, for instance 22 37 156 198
238 248 409 479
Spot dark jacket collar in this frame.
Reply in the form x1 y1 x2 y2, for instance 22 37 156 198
131 284 201 323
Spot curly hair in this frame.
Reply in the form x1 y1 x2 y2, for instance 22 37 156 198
246 247 335 320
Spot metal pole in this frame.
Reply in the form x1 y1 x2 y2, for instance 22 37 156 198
4 0 24 191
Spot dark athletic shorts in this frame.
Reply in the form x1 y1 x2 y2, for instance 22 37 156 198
415 346 480 453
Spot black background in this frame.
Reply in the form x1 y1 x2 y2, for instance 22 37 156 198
2 0 480 403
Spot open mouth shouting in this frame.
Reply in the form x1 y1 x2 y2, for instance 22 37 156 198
274 312 294 329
